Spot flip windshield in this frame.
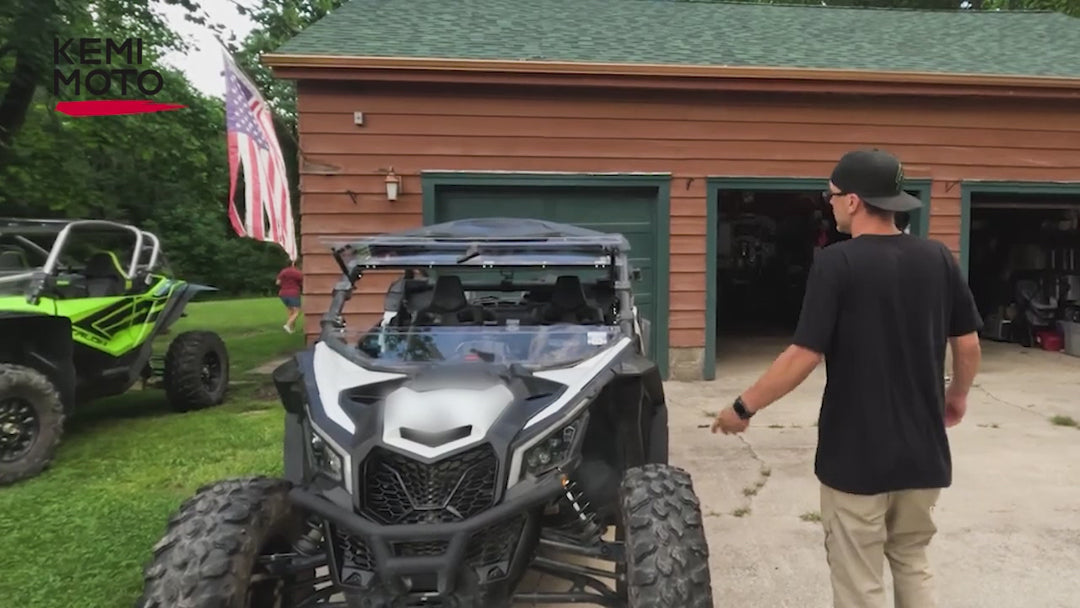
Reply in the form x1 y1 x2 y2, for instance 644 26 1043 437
353 324 623 368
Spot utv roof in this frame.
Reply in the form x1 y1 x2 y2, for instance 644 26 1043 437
331 218 632 270
0 218 76 236
0 218 142 237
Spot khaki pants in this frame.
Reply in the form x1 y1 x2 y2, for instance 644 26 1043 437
820 483 942 608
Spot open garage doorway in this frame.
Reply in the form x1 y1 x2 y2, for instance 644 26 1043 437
703 178 930 380
963 185 1080 359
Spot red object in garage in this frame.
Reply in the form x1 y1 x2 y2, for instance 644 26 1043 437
1035 330 1064 352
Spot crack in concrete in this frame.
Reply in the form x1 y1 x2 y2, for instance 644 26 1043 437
975 384 1042 417
736 434 772 513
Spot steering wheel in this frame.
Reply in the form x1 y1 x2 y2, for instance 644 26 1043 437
453 340 506 363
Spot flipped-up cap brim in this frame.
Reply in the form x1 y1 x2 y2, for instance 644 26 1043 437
862 190 923 212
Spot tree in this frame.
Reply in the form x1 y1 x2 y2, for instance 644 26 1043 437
981 0 1080 16
0 0 238 166
0 0 294 294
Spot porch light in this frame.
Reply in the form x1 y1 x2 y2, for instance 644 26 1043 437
385 169 401 201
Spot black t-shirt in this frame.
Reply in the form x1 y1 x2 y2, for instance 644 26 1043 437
793 234 983 495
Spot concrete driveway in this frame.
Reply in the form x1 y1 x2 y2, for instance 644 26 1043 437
514 336 1079 606
654 337 1080 608
321 337 1078 607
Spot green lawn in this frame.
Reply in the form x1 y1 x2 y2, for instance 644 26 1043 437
0 297 305 608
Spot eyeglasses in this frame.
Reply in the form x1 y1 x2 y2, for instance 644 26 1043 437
822 190 850 202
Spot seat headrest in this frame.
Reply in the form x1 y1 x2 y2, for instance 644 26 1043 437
551 275 588 311
85 252 122 278
428 275 468 312
0 250 26 270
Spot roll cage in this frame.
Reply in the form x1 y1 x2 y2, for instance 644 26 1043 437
0 218 163 302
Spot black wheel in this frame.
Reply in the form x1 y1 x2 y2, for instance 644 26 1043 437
136 477 316 608
616 464 713 607
0 364 64 486
163 330 229 412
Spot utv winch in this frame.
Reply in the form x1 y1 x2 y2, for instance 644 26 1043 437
136 218 712 607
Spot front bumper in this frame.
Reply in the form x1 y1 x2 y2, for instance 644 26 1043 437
289 474 564 595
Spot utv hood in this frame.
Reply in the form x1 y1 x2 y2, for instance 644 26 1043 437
296 339 632 491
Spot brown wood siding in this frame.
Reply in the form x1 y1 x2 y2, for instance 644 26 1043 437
294 82 1080 348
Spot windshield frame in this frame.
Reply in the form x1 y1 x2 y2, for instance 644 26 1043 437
320 248 640 374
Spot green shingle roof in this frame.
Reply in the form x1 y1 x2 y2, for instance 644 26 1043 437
270 0 1080 79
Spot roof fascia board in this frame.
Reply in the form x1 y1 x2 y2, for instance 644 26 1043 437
262 54 1080 99
267 67 1080 101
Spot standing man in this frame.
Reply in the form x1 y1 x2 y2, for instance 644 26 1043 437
712 149 983 608
276 259 303 334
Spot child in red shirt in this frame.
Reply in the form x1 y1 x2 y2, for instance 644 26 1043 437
276 261 303 334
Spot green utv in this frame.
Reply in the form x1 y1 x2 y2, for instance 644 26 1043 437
0 218 230 485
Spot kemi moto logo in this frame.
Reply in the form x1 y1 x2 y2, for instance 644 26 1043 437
52 37 185 117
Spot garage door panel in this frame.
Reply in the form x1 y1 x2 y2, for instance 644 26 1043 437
433 183 663 358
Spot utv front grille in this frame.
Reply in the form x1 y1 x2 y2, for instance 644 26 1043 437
466 514 526 572
328 524 376 586
361 444 499 525
392 540 450 557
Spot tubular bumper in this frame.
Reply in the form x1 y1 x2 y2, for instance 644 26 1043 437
288 475 564 595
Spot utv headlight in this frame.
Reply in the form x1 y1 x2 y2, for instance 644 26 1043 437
521 412 589 479
310 432 344 483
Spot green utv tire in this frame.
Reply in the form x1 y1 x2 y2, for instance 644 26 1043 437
0 364 65 486
617 463 714 608
163 330 230 412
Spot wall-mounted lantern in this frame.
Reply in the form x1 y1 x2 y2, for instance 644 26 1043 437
384 168 401 202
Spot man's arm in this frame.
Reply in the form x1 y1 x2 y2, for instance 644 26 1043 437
713 249 841 433
746 249 842 412
945 244 983 395
948 332 981 396
740 345 823 413
941 245 983 427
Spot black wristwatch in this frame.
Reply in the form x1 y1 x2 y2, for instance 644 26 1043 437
732 396 755 420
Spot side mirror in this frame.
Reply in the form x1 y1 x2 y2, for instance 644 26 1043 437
272 356 306 415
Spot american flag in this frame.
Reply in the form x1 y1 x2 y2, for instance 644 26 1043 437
223 50 297 261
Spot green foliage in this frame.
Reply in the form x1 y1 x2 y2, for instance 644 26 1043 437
980 0 1080 16
0 0 299 296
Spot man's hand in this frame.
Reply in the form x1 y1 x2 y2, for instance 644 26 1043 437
945 332 980 429
712 407 749 435
944 385 967 428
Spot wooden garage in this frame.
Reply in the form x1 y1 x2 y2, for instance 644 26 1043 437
263 0 1080 381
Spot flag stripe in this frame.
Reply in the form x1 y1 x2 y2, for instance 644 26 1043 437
225 132 247 237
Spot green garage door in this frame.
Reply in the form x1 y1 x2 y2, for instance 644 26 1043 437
428 183 666 370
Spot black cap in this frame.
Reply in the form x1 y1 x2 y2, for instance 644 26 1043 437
829 148 922 212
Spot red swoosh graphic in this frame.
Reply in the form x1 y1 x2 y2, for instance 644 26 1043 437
55 100 187 117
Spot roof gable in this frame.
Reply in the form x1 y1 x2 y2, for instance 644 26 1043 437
270 0 1080 79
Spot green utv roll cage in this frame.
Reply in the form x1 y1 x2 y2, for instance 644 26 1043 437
0 218 230 485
